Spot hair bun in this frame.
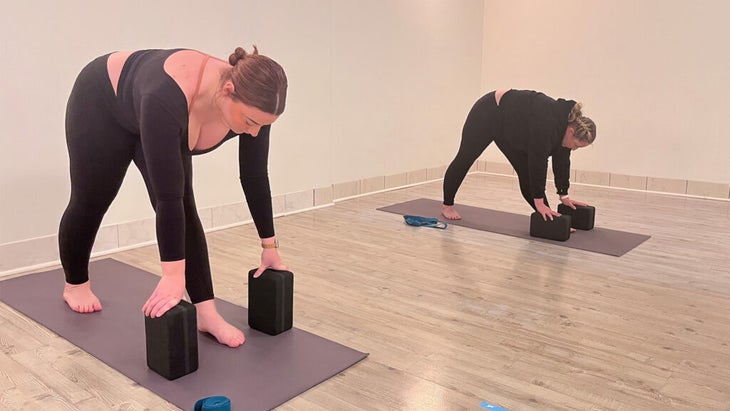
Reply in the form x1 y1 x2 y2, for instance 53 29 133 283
228 47 246 66
228 45 260 66
568 102 583 123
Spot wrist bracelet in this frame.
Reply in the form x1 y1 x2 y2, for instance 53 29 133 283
560 195 570 200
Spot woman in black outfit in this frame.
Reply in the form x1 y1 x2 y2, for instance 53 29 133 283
60 46 287 347
442 89 596 221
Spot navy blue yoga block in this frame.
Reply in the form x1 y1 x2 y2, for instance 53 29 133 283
248 268 294 336
558 204 596 230
145 300 199 380
529 212 572 241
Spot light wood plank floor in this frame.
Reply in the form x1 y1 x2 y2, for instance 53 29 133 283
2 173 729 410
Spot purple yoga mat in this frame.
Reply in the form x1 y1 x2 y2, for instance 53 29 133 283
0 259 367 410
378 198 650 257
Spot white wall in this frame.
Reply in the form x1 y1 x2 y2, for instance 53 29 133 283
481 0 730 185
0 0 248 246
0 1 483 250
329 1 483 182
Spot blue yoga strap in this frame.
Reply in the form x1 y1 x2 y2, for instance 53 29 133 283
194 396 231 411
403 215 447 229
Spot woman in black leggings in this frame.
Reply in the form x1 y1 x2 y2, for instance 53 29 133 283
60 46 287 347
442 89 596 221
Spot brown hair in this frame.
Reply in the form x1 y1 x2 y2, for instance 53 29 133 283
223 46 288 115
567 102 596 144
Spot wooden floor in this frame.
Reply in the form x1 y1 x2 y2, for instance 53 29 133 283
2 173 730 410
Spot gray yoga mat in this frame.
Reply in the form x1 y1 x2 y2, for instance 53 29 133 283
378 198 651 257
0 259 367 410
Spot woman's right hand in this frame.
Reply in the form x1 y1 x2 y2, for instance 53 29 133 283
142 260 186 318
534 199 560 221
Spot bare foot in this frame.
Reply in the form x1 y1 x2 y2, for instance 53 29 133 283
195 300 245 348
63 281 102 313
441 205 462 220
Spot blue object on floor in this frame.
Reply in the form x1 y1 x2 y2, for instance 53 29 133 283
194 396 231 411
403 215 447 229
480 400 510 410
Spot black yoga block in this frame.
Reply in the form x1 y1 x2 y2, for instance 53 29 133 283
557 204 596 230
248 268 294 336
529 212 572 241
145 300 198 380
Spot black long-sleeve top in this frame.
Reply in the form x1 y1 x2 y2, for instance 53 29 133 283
115 49 274 261
497 89 575 198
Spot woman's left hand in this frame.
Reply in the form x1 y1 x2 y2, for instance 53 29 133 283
560 195 588 210
252 248 288 278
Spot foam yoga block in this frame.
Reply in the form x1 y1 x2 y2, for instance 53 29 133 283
558 204 596 230
529 212 572 241
145 300 199 380
248 268 294 336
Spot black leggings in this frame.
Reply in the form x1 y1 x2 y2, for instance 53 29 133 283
59 55 214 303
443 91 549 210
